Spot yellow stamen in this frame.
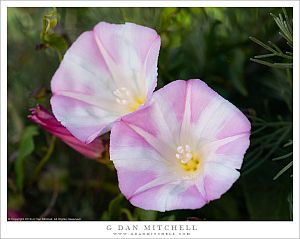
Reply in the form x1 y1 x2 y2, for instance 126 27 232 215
113 87 146 112
180 154 202 172
128 96 146 112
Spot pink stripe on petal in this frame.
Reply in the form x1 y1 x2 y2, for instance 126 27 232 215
117 168 157 199
204 162 240 201
51 31 112 95
153 80 187 123
110 79 251 211
129 182 185 212
110 120 171 173
129 183 206 212
216 110 251 139
121 106 158 136
94 22 160 66
110 120 152 149
188 79 217 123
202 133 250 170
51 22 160 143
170 185 206 210
216 134 250 156
129 185 166 211
51 95 117 143
190 79 251 141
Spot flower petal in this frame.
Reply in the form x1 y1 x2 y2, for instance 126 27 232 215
29 105 104 159
93 22 161 98
203 162 240 201
189 79 251 142
111 79 251 211
51 95 118 143
205 133 250 170
130 183 206 212
51 22 160 143
110 119 180 207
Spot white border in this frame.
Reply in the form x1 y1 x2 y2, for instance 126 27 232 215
1 1 299 239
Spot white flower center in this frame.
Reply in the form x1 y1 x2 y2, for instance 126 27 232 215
113 87 131 105
176 144 201 172
112 87 146 112
176 144 193 164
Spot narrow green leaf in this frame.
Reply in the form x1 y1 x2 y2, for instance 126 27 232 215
283 140 293 147
15 126 38 190
250 58 292 69
273 161 293 180
250 58 274 67
30 135 56 184
254 53 276 59
243 127 291 174
274 63 293 68
249 36 276 53
272 152 293 161
251 125 267 135
282 8 292 34
268 41 283 53
279 31 292 45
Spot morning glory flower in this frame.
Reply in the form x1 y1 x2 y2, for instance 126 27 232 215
110 79 251 211
29 105 104 159
50 22 161 143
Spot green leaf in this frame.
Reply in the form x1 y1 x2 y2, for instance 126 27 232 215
250 58 292 69
159 214 176 221
249 8 293 69
15 126 38 190
273 161 293 180
43 34 67 53
121 208 136 221
272 152 293 161
106 194 125 220
249 36 277 54
134 208 158 221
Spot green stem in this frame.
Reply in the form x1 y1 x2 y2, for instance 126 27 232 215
121 208 135 221
31 136 56 183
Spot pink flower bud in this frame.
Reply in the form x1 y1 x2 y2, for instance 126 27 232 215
29 105 104 159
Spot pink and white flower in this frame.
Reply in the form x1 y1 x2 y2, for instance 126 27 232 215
50 22 161 143
110 79 251 211
29 105 104 159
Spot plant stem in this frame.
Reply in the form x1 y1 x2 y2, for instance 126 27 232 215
31 136 56 184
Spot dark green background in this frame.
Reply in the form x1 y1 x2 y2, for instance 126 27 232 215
7 7 293 221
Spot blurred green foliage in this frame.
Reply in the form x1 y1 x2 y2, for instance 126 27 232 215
7 7 292 220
